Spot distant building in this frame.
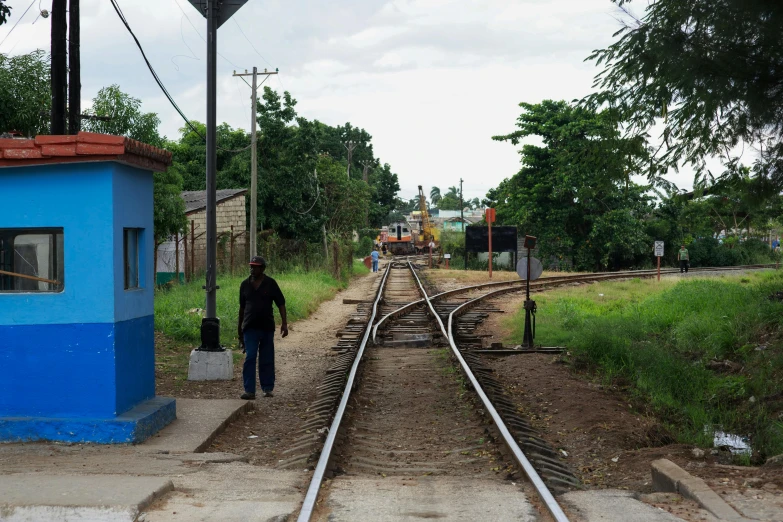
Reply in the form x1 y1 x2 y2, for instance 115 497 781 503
156 188 247 282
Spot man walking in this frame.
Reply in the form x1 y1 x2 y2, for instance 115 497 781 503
238 256 288 399
371 247 380 272
677 244 690 273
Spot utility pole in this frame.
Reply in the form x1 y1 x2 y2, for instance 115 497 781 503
68 0 80 134
233 67 278 260
50 0 67 135
343 140 357 179
359 160 374 183
460 178 465 270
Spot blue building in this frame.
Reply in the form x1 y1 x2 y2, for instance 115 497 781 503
0 133 176 443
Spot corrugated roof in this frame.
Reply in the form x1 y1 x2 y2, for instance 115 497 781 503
182 189 247 214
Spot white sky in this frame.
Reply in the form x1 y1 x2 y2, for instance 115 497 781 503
1 0 700 202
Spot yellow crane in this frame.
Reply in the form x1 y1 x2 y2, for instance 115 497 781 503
417 185 438 245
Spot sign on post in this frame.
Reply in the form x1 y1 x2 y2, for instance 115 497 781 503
654 241 664 282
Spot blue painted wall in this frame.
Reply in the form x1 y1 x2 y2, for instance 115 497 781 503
0 162 115 325
0 161 158 423
112 163 154 323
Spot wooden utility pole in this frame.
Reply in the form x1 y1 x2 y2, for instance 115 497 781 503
343 140 357 179
359 160 374 183
233 67 278 260
68 0 80 134
51 0 67 135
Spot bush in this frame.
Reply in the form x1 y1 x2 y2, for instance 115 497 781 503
688 237 777 267
356 236 374 257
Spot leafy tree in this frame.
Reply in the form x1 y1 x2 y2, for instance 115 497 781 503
586 0 783 188
430 186 441 205
0 1 10 26
83 85 164 146
0 50 50 136
490 100 653 270
317 155 371 237
437 186 462 211
83 86 186 246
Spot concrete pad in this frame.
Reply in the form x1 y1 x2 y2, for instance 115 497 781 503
141 399 252 453
651 459 747 521
188 349 234 380
0 474 172 522
323 476 537 521
560 489 685 521
140 462 303 522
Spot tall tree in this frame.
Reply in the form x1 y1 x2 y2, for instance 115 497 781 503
0 50 50 136
83 85 163 146
586 0 783 189
0 1 11 26
430 186 441 205
83 86 186 246
490 100 653 270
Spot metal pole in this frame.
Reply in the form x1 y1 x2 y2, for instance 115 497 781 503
460 178 464 270
68 0 80 135
522 246 533 348
250 66 258 259
175 232 180 284
201 0 220 350
657 255 660 282
50 0 67 135
488 216 492 279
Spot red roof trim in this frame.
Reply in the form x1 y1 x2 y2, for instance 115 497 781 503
0 132 172 172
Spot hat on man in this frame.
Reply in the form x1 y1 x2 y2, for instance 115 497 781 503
249 256 266 266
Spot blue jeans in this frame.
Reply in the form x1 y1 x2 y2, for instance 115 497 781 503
243 329 275 394
372 259 379 272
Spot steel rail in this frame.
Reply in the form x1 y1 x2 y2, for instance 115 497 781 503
297 263 392 522
407 261 571 522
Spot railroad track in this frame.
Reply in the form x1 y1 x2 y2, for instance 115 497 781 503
284 261 777 520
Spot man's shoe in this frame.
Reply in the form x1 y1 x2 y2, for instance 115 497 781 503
263 391 274 398
241 392 255 400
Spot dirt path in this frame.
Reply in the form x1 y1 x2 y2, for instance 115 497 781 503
205 265 385 465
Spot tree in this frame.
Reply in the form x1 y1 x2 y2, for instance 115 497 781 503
490 100 653 270
83 85 164 146
437 186 462 211
83 86 186 251
430 186 441 205
0 50 50 136
0 2 11 26
586 1 783 189
316 155 371 238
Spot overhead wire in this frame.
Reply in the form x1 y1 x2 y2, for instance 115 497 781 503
110 0 251 153
0 0 37 50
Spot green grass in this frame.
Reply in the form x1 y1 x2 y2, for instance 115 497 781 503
504 271 783 461
155 267 357 348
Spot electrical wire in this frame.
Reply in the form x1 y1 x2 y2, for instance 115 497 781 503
0 0 37 50
110 0 251 153
295 169 320 215
232 17 273 69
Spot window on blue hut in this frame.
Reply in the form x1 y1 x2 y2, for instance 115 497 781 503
0 228 64 292
124 228 142 290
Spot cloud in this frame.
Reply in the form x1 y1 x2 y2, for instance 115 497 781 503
2 0 699 198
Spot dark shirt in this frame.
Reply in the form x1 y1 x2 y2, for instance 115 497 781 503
239 276 285 332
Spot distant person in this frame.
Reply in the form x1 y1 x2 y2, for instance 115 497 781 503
677 244 690 273
371 247 380 272
381 243 387 257
238 256 288 400
773 237 780 252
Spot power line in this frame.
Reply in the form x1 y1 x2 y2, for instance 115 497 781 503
232 17 273 69
0 0 37 50
109 0 250 153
